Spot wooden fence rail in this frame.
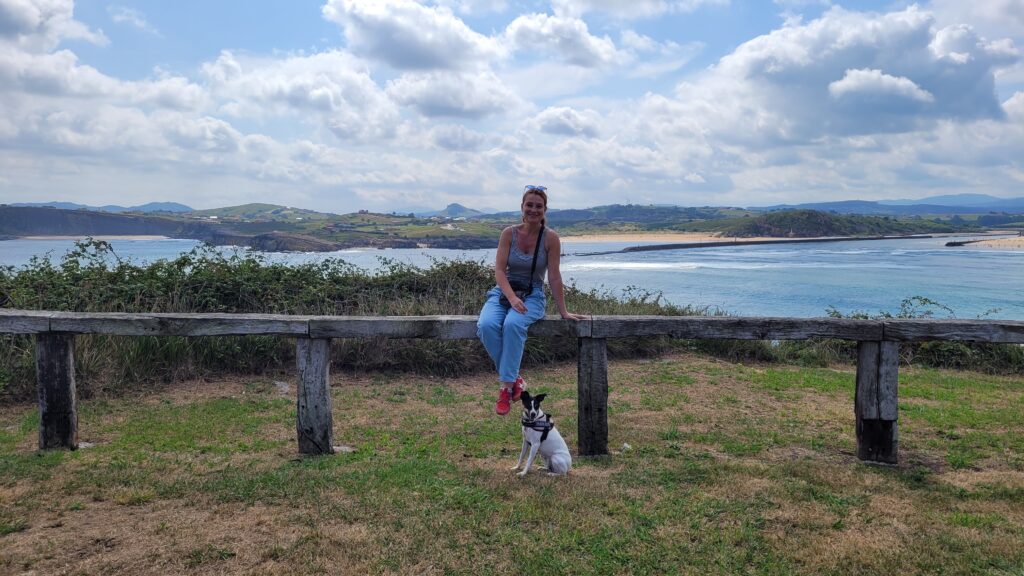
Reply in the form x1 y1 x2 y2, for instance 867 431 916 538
3 309 1023 464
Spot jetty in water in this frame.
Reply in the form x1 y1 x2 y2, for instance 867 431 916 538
569 234 936 257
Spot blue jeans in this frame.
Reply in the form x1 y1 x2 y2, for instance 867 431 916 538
477 284 546 383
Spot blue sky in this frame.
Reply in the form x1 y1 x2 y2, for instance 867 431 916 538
1 0 1022 214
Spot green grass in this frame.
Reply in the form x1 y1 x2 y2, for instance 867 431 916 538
1 356 1023 575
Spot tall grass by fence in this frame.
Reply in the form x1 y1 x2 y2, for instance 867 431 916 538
1 240 1020 402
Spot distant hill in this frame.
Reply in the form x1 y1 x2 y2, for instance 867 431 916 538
430 203 483 218
10 201 193 213
187 203 341 222
0 205 222 239
481 204 741 228
878 193 1006 207
719 210 956 237
754 198 1024 216
130 202 194 213
980 197 1024 211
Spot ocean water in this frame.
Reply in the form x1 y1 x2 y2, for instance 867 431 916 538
2 236 1022 320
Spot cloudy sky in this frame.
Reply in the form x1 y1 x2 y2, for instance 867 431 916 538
0 0 1022 213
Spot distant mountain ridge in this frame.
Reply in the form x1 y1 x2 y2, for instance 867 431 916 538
755 197 1024 215
877 193 1008 207
10 201 193 213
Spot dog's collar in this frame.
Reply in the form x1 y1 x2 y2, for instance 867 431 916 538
521 414 554 443
521 416 554 431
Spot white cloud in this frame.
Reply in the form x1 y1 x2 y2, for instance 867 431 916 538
433 0 508 14
386 70 521 118
929 0 1024 42
620 30 702 78
504 13 622 67
534 106 601 137
698 6 1017 137
201 50 400 140
430 123 486 150
0 47 203 108
0 0 107 51
322 0 505 70
107 5 159 36
829 69 935 103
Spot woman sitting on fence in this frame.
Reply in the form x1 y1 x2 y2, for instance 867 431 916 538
477 185 586 415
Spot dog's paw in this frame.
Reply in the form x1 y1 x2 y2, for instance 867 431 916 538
509 465 521 471
516 470 529 477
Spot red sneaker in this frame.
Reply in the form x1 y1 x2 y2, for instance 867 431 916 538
495 387 512 415
511 377 525 402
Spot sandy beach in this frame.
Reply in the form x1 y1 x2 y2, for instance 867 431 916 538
967 236 1024 250
19 235 170 241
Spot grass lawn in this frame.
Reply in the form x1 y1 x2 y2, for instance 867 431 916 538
1 353 1022 575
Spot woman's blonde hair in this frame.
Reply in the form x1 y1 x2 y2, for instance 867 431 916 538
521 187 548 226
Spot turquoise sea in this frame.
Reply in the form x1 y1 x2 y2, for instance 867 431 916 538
2 236 1022 320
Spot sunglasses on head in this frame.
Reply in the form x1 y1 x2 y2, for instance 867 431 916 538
524 185 547 193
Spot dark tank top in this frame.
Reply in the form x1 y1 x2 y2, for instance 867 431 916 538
506 227 547 286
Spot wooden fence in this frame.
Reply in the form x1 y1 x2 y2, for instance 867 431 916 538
3 309 1023 464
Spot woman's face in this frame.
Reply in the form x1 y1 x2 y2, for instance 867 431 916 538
521 192 546 224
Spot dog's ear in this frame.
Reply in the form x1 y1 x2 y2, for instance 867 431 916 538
534 393 547 404
520 391 532 405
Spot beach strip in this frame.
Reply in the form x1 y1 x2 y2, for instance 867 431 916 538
963 236 1024 250
19 235 171 241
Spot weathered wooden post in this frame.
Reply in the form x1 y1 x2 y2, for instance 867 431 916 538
36 333 78 450
855 340 899 464
296 337 334 455
577 337 609 456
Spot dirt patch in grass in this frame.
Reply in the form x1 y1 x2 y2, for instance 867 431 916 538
2 500 371 575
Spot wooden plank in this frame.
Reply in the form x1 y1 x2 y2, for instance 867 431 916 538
48 312 310 336
878 341 899 421
4 309 1024 343
310 315 591 339
883 319 1024 343
296 338 334 456
590 316 883 340
310 315 475 339
36 333 78 450
577 337 609 457
0 309 50 333
855 341 880 420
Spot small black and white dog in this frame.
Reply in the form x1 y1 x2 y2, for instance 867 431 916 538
511 391 572 477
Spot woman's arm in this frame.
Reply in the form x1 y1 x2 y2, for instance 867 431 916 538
494 227 528 313
546 230 586 321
